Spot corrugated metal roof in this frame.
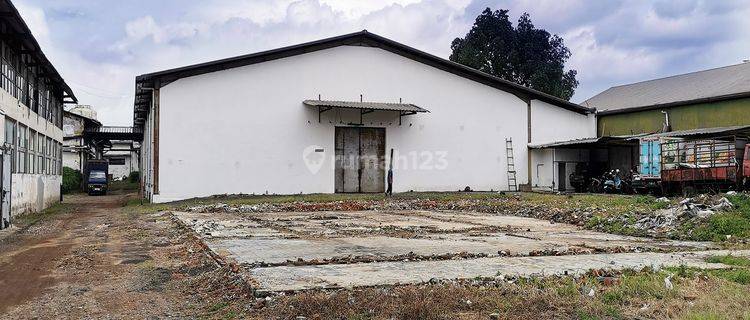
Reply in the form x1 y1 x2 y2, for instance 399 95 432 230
633 125 750 139
303 100 429 113
530 126 750 149
583 62 750 113
529 133 651 149
528 137 604 149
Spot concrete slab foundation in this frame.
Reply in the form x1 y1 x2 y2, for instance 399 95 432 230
172 210 724 292
250 250 750 292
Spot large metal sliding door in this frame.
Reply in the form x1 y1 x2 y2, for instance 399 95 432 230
335 127 385 193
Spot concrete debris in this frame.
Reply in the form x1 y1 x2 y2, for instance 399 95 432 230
579 285 596 297
613 195 736 238
244 251 494 269
184 194 740 240
664 274 674 290
597 276 621 286
710 197 734 211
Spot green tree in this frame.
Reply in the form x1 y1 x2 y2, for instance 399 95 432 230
450 9 578 100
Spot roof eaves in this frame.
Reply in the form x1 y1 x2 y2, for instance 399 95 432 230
598 91 750 116
1 0 77 103
134 30 593 118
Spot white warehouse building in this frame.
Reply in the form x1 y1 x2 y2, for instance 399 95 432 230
0 0 75 228
134 31 596 203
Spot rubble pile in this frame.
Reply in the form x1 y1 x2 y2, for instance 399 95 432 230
190 220 227 236
184 193 746 239
243 251 493 268
187 199 536 218
600 194 739 237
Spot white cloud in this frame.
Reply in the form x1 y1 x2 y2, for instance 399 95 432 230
12 0 750 124
14 2 50 45
564 26 662 102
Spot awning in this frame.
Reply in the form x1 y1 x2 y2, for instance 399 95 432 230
530 125 750 150
304 99 429 124
529 135 641 149
304 100 429 112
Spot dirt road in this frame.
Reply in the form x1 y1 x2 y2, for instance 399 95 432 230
0 193 245 319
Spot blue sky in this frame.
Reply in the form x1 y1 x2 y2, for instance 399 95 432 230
15 0 750 125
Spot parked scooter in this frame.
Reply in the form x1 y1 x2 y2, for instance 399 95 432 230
601 169 634 194
602 169 621 193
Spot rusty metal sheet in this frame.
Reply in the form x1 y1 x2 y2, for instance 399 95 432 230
359 128 385 193
304 100 428 113
334 127 385 193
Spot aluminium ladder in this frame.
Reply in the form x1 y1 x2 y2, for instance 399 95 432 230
505 138 518 192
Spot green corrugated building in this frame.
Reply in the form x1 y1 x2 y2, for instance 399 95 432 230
584 62 750 136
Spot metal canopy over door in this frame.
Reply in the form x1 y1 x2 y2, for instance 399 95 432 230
335 127 385 193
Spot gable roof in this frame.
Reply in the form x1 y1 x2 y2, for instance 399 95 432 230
133 30 592 126
0 0 77 103
584 62 750 115
64 110 102 127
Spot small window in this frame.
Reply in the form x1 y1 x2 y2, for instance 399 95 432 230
108 157 126 165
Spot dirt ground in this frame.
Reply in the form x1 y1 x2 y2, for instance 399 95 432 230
0 193 248 319
1 192 749 319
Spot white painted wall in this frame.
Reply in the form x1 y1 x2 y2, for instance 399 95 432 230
11 174 61 214
0 87 64 216
528 99 597 191
63 150 81 171
106 141 138 180
147 45 594 202
530 100 596 145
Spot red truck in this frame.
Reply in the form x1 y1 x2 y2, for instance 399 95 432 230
656 138 750 195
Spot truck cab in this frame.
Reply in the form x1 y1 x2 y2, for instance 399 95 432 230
86 160 109 195
88 170 108 195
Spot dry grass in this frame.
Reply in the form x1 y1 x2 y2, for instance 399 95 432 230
235 269 750 320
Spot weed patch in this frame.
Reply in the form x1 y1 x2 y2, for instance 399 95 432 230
14 202 74 227
706 255 750 267
710 269 750 285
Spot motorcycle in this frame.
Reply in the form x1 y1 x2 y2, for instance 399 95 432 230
589 176 603 193
602 169 621 193
601 169 634 194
